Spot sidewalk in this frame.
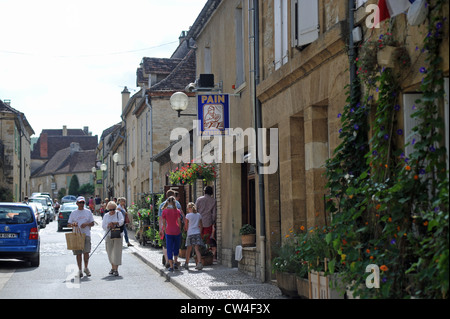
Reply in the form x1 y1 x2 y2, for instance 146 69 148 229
125 228 286 299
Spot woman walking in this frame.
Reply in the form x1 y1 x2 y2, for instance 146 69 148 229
102 201 124 276
161 196 182 272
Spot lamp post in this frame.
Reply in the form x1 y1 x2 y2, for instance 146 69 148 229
170 92 196 117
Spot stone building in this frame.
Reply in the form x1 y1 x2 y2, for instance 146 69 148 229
0 99 34 201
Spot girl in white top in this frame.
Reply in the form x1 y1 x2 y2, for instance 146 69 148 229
183 203 204 270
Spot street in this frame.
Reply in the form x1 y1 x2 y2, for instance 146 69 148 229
0 215 189 299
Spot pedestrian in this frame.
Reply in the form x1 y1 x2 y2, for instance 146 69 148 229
195 186 217 259
158 189 183 268
102 201 124 277
67 196 95 278
100 198 108 218
94 195 101 215
161 196 182 272
117 197 133 247
88 196 95 212
183 203 204 270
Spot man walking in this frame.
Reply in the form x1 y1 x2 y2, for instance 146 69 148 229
195 186 217 259
67 196 95 278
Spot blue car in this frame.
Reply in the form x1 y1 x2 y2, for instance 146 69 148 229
0 203 40 267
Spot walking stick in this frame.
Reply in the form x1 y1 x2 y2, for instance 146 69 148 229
89 228 111 258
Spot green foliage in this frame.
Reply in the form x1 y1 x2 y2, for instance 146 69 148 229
324 2 448 299
68 175 80 196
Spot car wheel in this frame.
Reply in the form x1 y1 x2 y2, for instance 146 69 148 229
30 253 40 267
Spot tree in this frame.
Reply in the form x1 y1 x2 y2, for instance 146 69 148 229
68 175 80 195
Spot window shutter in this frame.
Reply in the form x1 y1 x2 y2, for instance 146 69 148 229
297 0 319 46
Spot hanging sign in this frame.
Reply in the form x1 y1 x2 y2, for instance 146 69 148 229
197 94 230 136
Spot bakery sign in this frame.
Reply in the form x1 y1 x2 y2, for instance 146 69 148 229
197 94 230 136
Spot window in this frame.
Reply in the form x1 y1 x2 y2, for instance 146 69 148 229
291 0 319 47
235 5 245 87
274 0 289 70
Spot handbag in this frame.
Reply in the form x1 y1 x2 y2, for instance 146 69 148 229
110 211 122 239
65 226 86 250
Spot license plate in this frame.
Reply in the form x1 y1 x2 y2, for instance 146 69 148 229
0 233 18 238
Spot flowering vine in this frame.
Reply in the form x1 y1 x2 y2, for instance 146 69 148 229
325 0 448 299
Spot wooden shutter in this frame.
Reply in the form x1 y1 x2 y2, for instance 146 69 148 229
297 0 319 46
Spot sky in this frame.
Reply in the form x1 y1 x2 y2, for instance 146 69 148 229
0 0 207 139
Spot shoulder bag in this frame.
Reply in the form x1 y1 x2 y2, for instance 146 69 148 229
110 211 122 239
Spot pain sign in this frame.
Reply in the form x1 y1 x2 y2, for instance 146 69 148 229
197 94 230 136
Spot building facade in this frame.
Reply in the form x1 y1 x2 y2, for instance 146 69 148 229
0 99 34 201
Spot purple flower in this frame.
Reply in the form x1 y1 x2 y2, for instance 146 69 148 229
429 145 436 152
420 67 427 74
382 277 387 283
372 150 378 156
412 138 416 145
397 129 403 136
354 124 359 130
339 129 343 134
419 168 426 175
436 22 442 29
384 134 389 140
390 239 396 245
337 113 342 118
394 104 401 111
350 108 355 113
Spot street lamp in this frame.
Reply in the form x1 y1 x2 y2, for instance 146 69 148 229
113 153 125 165
170 92 196 117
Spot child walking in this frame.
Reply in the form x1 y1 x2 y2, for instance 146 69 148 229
183 202 204 270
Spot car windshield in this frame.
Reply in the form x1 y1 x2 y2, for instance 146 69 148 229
29 198 47 206
61 204 78 211
0 206 34 224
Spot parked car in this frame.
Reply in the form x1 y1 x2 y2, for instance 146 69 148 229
28 202 46 229
0 203 40 267
61 195 77 203
57 202 90 231
58 202 77 232
32 196 55 221
28 197 53 223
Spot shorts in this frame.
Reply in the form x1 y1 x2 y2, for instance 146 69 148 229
72 236 91 255
201 226 217 247
185 234 205 247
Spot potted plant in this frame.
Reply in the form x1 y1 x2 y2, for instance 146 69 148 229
272 233 302 297
239 224 256 247
168 163 217 185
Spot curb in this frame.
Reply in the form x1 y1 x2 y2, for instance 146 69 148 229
130 248 208 299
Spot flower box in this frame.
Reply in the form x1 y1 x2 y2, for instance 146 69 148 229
309 271 345 299
296 276 309 299
241 234 256 247
276 271 298 297
377 45 397 68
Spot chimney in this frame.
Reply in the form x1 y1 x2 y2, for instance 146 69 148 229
40 133 48 158
62 125 68 136
83 126 89 135
70 142 81 155
122 86 130 112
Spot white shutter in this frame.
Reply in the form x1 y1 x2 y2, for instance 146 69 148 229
403 94 423 157
274 0 288 70
297 0 319 46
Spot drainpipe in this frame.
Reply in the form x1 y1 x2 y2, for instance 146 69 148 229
145 93 156 237
250 0 266 282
